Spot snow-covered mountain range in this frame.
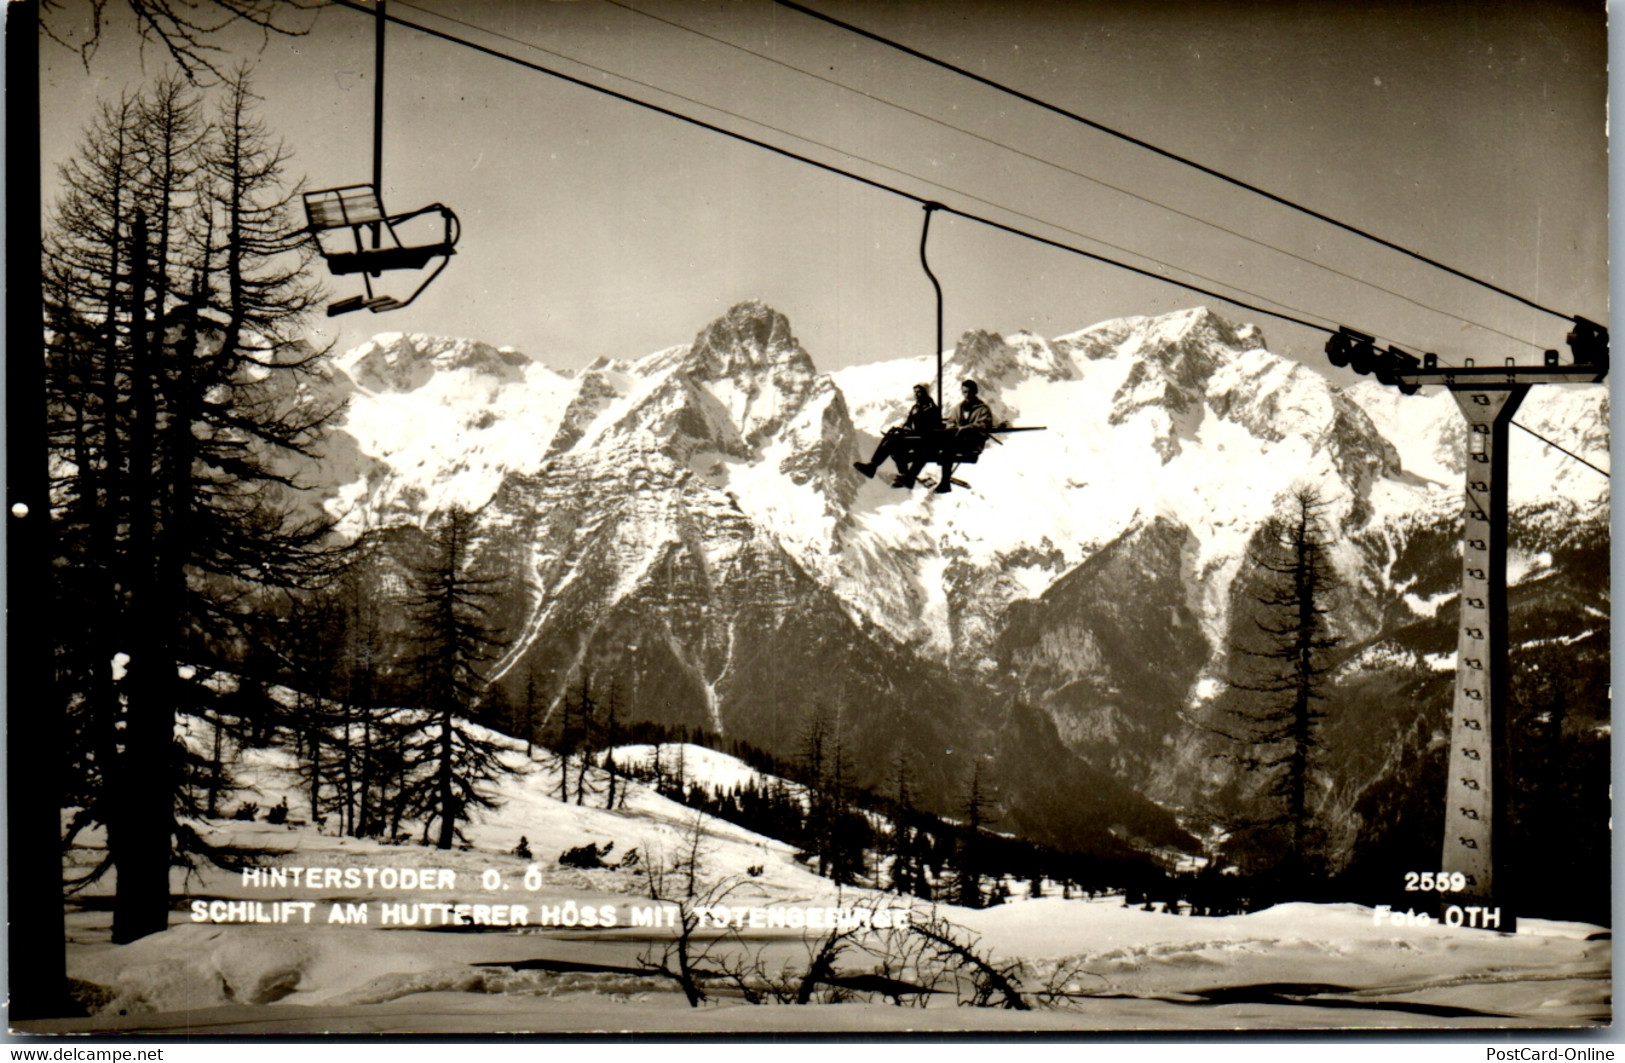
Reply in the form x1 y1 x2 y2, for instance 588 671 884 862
309 302 1610 867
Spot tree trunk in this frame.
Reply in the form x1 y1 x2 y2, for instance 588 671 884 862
437 709 456 849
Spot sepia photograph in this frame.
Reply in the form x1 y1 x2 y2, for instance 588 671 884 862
10 0 1612 1037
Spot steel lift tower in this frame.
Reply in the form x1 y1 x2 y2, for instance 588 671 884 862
1326 320 1608 932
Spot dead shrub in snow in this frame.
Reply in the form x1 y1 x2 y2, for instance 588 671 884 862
635 814 750 1007
907 912 1030 1010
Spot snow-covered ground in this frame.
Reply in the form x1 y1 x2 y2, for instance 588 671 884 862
35 730 1611 1034
603 743 794 799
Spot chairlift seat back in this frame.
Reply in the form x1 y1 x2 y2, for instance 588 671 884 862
303 182 460 315
303 184 460 271
305 185 388 231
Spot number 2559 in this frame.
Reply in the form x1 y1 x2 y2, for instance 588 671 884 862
1404 871 1467 892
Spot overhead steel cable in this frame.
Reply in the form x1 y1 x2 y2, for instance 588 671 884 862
1509 422 1608 477
325 1 1605 478
327 0 1338 338
619 0 1600 477
599 0 1545 354
399 0 1335 332
324 0 900 199
774 0 1580 325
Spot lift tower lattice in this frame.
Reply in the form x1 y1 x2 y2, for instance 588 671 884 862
1325 322 1607 932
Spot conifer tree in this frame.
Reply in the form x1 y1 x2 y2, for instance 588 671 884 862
954 764 991 909
1220 486 1341 890
518 668 538 756
798 705 830 871
886 749 930 898
603 681 622 810
397 507 510 850
822 724 868 885
551 675 597 803
574 676 597 806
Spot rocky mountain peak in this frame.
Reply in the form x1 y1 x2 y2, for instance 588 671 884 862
339 333 532 393
1103 307 1265 461
945 328 1080 389
650 302 821 449
687 301 810 382
1173 305 1262 350
1132 307 1255 387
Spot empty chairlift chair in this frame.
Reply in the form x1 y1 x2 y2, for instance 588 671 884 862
303 184 460 316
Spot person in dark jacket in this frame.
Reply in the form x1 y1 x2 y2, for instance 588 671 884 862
854 383 940 487
928 379 994 493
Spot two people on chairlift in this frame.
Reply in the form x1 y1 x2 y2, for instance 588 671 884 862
854 379 993 490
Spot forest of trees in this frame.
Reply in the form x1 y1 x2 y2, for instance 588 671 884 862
531 706 1176 913
39 70 529 952
44 70 341 944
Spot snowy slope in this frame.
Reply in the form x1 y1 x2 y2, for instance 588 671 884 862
53 718 1609 1029
324 333 578 532
56 890 1607 1029
181 723 810 893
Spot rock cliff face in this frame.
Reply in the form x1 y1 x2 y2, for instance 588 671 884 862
998 516 1210 782
315 301 1610 869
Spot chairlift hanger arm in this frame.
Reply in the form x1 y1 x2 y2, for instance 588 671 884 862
304 0 460 315
920 202 945 415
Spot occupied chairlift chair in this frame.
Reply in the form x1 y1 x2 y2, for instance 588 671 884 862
888 408 1038 493
905 202 1043 493
303 184 460 316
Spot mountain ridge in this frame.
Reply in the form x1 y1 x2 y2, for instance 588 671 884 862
310 300 1609 870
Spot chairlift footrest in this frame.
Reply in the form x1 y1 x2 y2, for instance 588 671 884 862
327 296 367 317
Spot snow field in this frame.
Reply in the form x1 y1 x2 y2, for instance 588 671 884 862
59 725 1609 1028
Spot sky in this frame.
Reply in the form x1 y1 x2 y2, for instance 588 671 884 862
34 0 1609 382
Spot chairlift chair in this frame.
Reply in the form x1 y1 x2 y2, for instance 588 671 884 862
303 183 460 316
912 422 1043 493
895 201 1043 494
